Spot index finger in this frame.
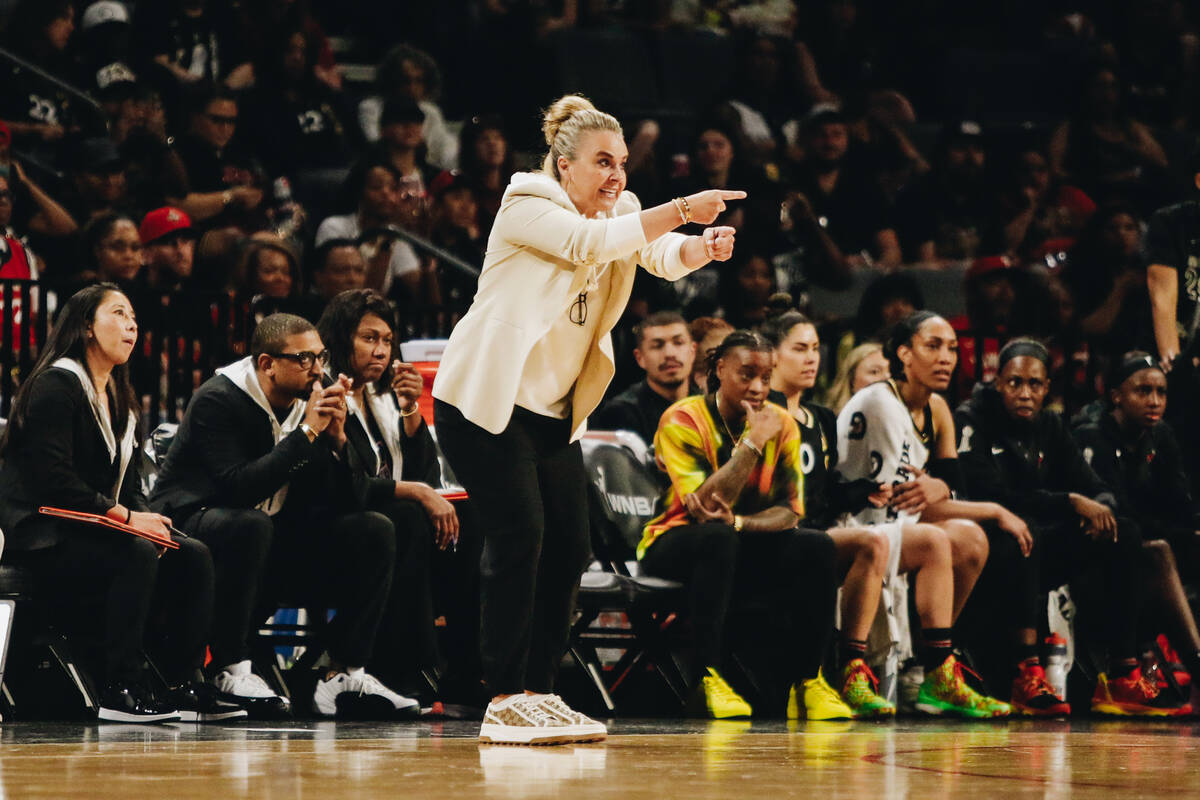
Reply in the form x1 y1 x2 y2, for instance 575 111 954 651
719 190 748 200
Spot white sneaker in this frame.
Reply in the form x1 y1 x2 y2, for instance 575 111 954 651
478 694 585 746
526 694 607 742
213 660 291 718
312 669 420 718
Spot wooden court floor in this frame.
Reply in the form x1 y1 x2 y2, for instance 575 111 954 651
1 718 1198 799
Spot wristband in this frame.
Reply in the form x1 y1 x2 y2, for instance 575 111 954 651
738 437 762 458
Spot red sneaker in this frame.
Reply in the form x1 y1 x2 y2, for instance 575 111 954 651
1092 668 1192 717
1157 634 1191 688
1011 663 1070 717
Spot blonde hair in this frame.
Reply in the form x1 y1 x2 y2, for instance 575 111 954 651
540 94 623 180
824 341 885 414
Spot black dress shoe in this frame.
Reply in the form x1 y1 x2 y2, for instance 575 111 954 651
168 682 249 722
97 683 181 723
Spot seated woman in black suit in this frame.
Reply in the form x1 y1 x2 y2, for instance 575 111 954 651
0 283 237 723
317 288 481 704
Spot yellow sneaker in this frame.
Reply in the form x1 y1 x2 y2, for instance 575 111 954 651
700 667 752 719
801 671 854 720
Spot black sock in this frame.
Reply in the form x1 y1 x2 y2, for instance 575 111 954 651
922 628 954 672
1110 656 1139 679
840 636 868 670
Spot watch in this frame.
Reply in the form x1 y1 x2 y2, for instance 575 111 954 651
299 422 317 442
733 514 745 533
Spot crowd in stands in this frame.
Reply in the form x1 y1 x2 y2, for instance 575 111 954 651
1 0 1200 724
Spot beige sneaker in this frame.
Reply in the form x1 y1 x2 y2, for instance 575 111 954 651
527 694 607 742
479 695 581 746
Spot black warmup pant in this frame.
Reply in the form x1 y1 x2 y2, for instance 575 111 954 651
640 522 838 686
10 519 213 686
182 506 396 670
976 515 1144 661
433 400 591 696
370 499 435 687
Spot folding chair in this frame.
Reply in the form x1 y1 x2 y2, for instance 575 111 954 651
572 433 690 714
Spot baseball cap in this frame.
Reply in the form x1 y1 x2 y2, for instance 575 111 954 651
81 1 130 31
139 207 193 244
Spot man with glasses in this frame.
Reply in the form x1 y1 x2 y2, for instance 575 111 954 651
175 86 264 226
150 313 418 719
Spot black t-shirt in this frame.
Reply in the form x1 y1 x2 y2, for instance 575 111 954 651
591 380 676 447
791 161 890 257
1143 199 1200 346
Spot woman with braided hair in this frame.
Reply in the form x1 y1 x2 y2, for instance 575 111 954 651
432 94 744 744
637 329 847 720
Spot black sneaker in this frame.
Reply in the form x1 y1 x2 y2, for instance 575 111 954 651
97 683 181 723
168 682 249 723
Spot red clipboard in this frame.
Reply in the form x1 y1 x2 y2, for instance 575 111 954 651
38 506 181 550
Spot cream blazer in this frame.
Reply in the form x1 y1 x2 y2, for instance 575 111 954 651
432 172 695 441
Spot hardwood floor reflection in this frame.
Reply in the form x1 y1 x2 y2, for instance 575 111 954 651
0 719 1196 798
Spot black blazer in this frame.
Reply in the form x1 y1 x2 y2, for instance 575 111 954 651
0 367 148 551
342 392 440 510
149 372 351 521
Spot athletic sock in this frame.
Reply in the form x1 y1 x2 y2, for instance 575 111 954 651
921 628 954 672
840 637 868 670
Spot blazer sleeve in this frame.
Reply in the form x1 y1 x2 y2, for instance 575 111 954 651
494 194 648 268
399 420 441 487
188 390 320 508
21 370 114 514
118 448 151 513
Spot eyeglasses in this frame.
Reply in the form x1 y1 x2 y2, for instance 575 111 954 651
270 350 329 369
569 292 588 326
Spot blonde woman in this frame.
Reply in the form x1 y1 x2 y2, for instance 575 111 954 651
432 95 744 745
824 341 890 414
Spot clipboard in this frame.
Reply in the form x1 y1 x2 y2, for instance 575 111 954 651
38 506 181 550
435 489 468 502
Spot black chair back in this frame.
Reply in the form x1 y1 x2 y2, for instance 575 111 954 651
580 437 663 568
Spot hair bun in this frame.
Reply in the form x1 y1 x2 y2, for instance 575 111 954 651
542 95 596 147
765 292 794 318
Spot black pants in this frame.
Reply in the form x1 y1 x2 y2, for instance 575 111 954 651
11 519 213 686
641 522 838 686
181 506 396 670
433 400 591 696
977 515 1143 661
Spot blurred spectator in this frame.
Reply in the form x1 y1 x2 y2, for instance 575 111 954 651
795 0 882 108
997 146 1096 260
61 136 127 223
668 121 763 233
834 271 923 365
76 1 137 100
1106 0 1197 129
1063 205 1152 364
133 0 247 96
81 211 141 285
788 107 901 271
844 91 929 202
174 85 265 227
458 114 513 231
688 316 734 393
1048 65 1170 212
137 206 195 291
717 33 798 166
894 120 993 264
234 231 301 321
300 236 365 321
0 173 39 281
376 98 438 235
822 340 887 413
950 255 1041 399
0 0 78 151
716 246 776 328
315 158 422 298
428 170 483 317
235 0 340 91
118 88 191 215
359 44 457 170
241 24 354 176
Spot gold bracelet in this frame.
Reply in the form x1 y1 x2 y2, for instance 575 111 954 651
400 402 421 418
672 197 688 225
679 196 693 223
